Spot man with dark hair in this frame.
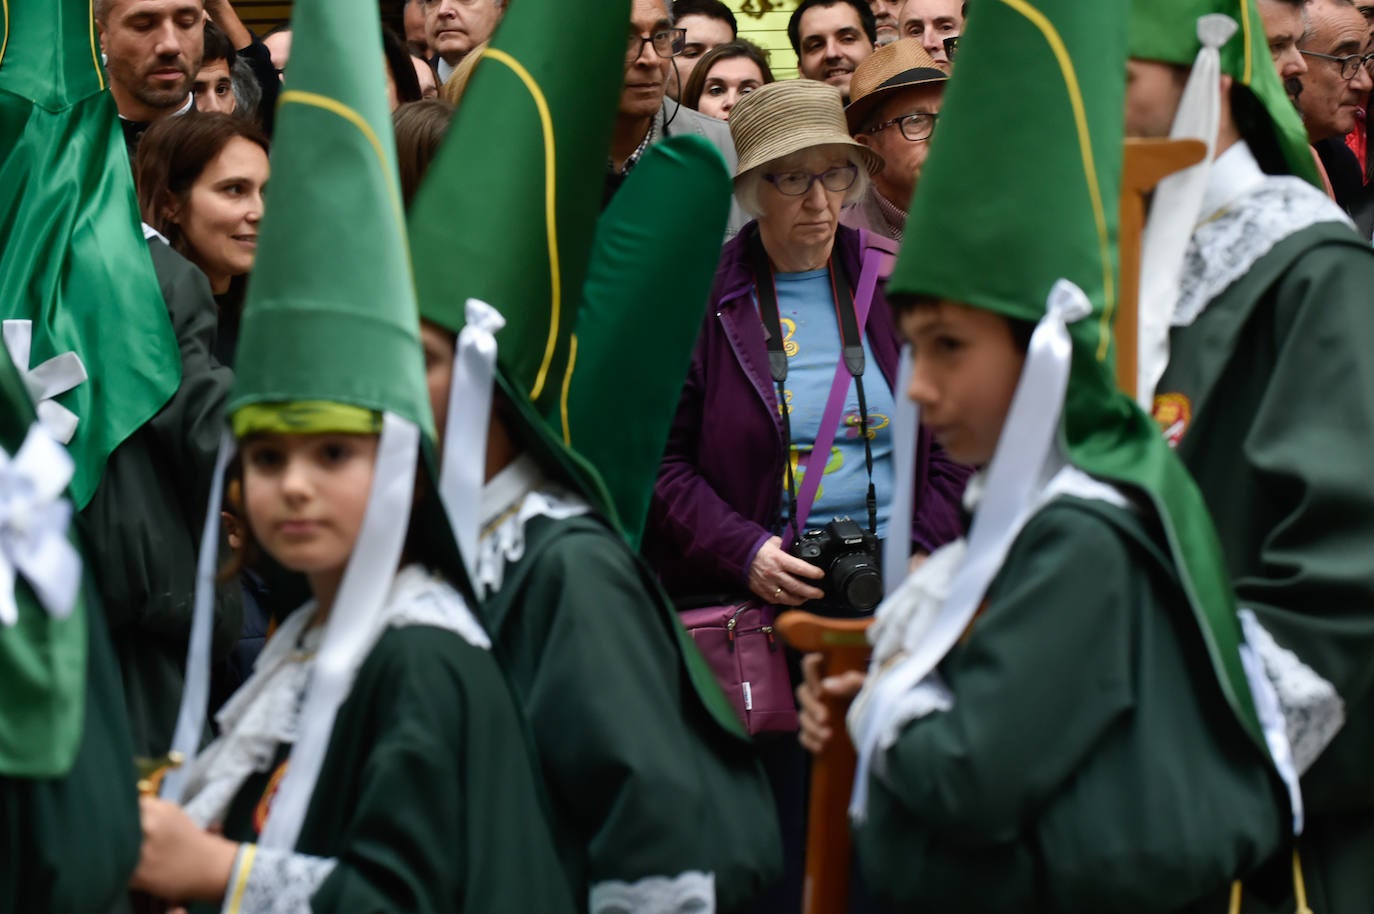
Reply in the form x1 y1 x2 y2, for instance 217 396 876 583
96 0 204 156
669 0 737 99
422 0 507 83
193 20 238 113
1258 0 1311 103
898 0 964 71
788 0 877 99
609 0 744 235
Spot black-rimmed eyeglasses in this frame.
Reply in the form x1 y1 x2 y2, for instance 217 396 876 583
943 35 959 61
1299 49 1374 80
763 165 859 196
867 112 939 142
627 28 687 61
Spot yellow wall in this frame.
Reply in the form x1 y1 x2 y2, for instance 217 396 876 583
730 1 800 81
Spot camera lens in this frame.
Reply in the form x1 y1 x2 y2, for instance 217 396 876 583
833 553 883 612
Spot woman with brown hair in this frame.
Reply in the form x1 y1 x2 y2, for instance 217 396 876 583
680 39 775 120
134 113 269 365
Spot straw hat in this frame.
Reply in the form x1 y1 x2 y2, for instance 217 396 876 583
845 39 948 133
729 80 883 178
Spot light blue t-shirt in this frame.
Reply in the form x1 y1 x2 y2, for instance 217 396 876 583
759 267 895 539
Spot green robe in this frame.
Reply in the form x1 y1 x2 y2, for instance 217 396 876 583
855 497 1287 913
1157 220 1374 913
78 240 240 756
0 590 140 913
196 622 574 913
478 509 782 912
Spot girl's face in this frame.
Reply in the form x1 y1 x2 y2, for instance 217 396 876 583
172 136 269 295
697 56 766 120
241 433 378 596
899 301 1026 466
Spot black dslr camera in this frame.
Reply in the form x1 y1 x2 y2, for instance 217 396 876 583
791 517 883 617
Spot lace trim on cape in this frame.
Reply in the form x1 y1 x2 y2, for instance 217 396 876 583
589 870 716 914
181 565 489 829
1238 610 1345 775
224 844 337 914
849 467 1130 762
1174 176 1351 327
476 455 590 597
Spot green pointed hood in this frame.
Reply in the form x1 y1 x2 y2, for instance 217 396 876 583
1130 0 1320 185
0 0 181 508
892 0 1273 762
0 339 87 778
408 0 623 539
229 4 430 432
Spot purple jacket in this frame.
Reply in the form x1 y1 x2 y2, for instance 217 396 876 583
645 224 971 599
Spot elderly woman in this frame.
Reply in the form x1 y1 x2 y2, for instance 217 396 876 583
648 79 966 613
645 78 968 913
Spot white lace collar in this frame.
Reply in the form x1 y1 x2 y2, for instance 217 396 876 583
178 565 488 828
1174 141 1352 327
476 455 590 597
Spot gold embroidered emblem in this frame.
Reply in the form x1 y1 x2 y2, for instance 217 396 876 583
1152 393 1192 448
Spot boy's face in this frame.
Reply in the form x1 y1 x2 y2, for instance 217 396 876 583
899 300 1026 466
420 321 457 443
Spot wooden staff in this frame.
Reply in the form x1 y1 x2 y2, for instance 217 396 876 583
776 139 1210 914
774 612 872 914
1117 138 1207 396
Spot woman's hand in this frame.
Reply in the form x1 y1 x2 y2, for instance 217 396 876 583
130 796 240 904
748 536 827 606
797 652 866 755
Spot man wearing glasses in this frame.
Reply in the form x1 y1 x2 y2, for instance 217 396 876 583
1296 0 1373 142
609 0 744 235
842 39 949 242
1295 0 1374 209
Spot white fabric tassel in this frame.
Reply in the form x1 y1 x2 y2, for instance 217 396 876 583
1136 14 1238 407
0 426 82 627
163 429 236 800
883 344 919 594
439 299 506 581
849 279 1089 822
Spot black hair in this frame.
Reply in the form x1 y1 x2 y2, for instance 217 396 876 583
892 294 1037 353
202 19 235 66
1230 82 1292 176
787 0 878 55
671 0 738 34
383 26 423 105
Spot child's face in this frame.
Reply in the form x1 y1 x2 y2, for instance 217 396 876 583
241 433 379 590
420 320 456 442
899 301 1027 466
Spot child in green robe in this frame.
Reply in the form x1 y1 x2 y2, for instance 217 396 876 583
124 0 573 910
801 0 1303 910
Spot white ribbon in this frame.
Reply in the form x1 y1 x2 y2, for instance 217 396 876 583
260 412 419 850
439 299 506 581
0 426 81 627
883 344 919 593
163 429 236 800
849 279 1090 822
3 320 89 445
1136 14 1238 407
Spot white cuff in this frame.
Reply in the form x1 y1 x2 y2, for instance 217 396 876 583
589 870 715 914
222 843 338 914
